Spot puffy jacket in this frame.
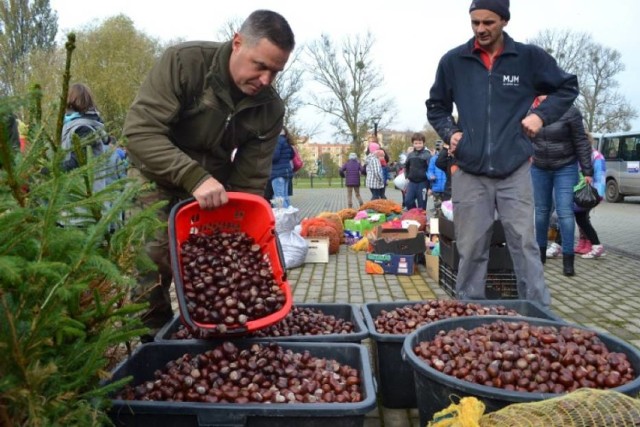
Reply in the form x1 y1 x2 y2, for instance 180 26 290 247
405 148 431 183
427 153 446 193
532 106 593 177
435 147 453 201
340 159 362 187
270 135 294 180
427 32 579 178
124 41 284 198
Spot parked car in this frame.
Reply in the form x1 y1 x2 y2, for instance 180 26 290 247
596 130 640 202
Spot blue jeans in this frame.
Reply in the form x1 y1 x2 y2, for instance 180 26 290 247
369 187 384 200
271 177 291 208
531 163 579 255
404 181 427 209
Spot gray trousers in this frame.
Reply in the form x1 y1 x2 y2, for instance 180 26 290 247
451 161 551 307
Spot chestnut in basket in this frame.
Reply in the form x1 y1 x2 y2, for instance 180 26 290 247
180 231 285 329
374 300 520 335
116 342 363 403
171 306 356 339
413 320 636 393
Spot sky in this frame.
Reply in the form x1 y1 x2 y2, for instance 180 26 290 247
50 0 640 142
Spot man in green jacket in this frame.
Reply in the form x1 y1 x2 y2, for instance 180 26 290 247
124 10 295 335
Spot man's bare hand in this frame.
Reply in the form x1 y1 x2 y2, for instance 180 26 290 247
522 113 544 138
449 132 463 154
193 177 228 209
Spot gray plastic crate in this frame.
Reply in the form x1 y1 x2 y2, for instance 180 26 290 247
438 261 519 300
108 341 377 427
155 303 368 343
362 300 563 408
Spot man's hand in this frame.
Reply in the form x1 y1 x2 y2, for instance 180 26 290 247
193 177 228 209
449 132 463 154
584 176 593 185
522 113 544 138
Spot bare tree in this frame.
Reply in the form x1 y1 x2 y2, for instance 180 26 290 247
529 29 637 133
304 32 395 156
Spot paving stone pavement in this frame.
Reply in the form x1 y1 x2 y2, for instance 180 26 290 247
285 186 640 427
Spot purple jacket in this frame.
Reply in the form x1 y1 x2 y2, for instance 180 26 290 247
340 159 362 187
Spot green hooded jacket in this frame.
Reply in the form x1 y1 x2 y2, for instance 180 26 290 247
124 40 284 198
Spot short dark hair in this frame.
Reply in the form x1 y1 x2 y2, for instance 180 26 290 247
240 10 295 52
66 83 97 114
411 132 425 142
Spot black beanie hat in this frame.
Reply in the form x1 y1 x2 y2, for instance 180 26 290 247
469 0 510 21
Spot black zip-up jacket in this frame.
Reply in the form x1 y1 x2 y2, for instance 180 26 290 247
405 148 431 183
532 106 593 176
427 33 579 178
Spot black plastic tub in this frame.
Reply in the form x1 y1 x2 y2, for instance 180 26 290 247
403 315 640 426
362 300 563 408
155 303 368 343
108 341 377 427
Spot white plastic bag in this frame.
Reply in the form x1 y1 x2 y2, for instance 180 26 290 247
273 206 300 234
278 230 308 269
273 206 307 269
393 172 409 191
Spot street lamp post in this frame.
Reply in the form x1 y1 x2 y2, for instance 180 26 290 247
372 116 381 138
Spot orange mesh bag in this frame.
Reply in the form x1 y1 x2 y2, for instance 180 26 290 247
317 212 344 243
337 208 358 221
360 199 402 215
300 218 341 254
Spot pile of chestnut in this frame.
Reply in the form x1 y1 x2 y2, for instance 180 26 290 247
116 342 363 403
179 231 286 331
413 319 636 394
374 300 519 334
171 305 356 340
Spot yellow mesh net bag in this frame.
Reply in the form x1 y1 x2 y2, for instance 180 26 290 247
428 389 640 427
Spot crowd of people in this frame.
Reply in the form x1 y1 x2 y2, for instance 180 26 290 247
5 2 612 335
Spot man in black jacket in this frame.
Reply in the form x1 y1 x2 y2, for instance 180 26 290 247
426 0 579 307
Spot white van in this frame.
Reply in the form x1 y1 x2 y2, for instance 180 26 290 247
596 131 640 202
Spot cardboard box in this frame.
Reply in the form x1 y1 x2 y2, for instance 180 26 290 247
365 253 415 276
439 238 513 270
304 238 330 263
371 224 427 255
438 215 506 244
425 254 439 281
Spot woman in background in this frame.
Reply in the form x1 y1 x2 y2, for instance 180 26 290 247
270 127 295 207
531 95 593 276
339 153 364 208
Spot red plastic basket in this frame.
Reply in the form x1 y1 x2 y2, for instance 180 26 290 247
169 193 292 335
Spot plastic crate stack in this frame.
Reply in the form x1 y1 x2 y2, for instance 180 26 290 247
437 215 518 299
